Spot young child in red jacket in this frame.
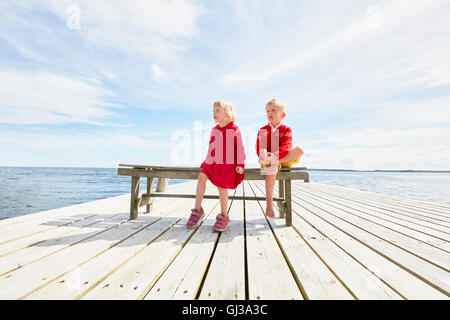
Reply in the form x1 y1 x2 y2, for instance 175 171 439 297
187 100 246 232
256 99 304 218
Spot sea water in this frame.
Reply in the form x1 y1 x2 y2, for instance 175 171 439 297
0 167 449 220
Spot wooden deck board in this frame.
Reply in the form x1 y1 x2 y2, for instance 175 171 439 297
247 181 354 300
198 186 246 300
244 183 303 300
0 179 448 300
292 185 450 267
26 200 212 299
308 183 450 222
143 206 220 300
297 184 450 240
285 182 450 297
261 181 448 300
79 198 219 300
310 182 450 215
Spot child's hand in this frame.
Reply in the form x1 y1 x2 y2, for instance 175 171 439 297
236 166 244 174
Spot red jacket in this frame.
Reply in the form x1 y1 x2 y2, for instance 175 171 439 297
201 121 246 189
256 123 292 160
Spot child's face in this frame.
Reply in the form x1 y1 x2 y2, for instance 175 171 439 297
213 106 228 124
266 105 285 126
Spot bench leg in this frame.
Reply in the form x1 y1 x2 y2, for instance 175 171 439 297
285 179 292 226
278 180 285 218
146 177 154 213
130 176 140 220
156 178 168 192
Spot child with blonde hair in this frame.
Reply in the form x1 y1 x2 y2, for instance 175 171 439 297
256 98 304 218
187 100 246 232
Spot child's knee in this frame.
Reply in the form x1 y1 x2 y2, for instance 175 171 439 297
198 172 208 182
294 146 304 156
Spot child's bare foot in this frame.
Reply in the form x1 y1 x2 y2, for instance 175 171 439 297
265 206 275 218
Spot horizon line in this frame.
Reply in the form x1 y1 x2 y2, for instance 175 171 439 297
0 165 449 173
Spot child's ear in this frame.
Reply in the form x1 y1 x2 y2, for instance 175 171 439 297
281 112 287 119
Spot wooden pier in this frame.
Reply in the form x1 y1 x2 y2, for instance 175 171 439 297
0 180 449 300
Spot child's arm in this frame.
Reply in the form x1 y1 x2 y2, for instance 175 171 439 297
256 128 268 158
202 129 216 165
272 127 292 160
235 128 245 174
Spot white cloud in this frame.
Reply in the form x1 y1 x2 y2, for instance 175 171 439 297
301 145 450 171
151 64 168 82
371 97 450 128
307 127 450 148
0 129 170 151
0 70 118 125
41 0 202 62
220 0 450 89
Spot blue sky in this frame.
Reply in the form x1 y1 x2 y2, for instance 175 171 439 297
1 0 449 170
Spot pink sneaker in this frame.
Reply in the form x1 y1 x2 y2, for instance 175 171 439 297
186 207 204 229
213 213 230 232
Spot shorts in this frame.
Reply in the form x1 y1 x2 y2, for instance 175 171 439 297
280 157 300 168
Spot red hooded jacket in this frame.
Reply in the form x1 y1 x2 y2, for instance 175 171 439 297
201 121 246 189
256 123 292 160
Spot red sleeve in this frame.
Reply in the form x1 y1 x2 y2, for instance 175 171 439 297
274 127 292 160
202 128 216 165
256 129 260 158
256 127 268 157
235 129 246 167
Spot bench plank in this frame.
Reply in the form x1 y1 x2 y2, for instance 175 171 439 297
118 168 309 181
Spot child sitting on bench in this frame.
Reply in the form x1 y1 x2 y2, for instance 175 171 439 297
256 99 304 218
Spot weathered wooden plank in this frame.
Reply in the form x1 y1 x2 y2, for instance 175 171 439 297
307 182 450 222
0 213 129 277
254 181 405 300
0 196 132 242
0 215 95 245
248 181 354 300
117 168 309 181
244 183 303 300
25 186 218 300
283 184 450 296
294 184 450 249
79 201 219 300
0 188 196 278
0 183 202 299
298 183 450 238
0 182 200 276
119 163 307 171
267 183 449 299
278 180 285 218
0 212 123 258
0 194 129 230
198 186 246 300
0 217 154 299
310 182 450 215
143 211 220 300
291 185 450 270
146 177 154 213
142 193 284 202
130 176 140 220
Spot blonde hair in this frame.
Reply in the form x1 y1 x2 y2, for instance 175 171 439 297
266 98 286 114
214 100 236 122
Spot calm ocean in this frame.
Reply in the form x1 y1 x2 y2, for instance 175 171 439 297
0 167 449 221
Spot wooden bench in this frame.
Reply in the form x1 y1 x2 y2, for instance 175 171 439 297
117 164 310 226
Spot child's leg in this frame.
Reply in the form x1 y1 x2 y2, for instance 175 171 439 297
279 146 304 164
264 174 277 218
217 187 229 215
194 172 208 210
